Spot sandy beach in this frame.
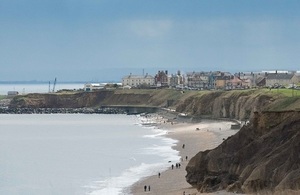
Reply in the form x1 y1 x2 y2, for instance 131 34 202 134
127 113 239 195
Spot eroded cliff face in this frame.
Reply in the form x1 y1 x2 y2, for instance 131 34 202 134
186 111 300 194
10 90 281 121
175 90 278 120
9 91 156 108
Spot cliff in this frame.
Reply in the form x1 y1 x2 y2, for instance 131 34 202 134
9 89 180 108
186 110 300 194
10 89 299 120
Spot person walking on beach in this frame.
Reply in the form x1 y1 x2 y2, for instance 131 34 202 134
158 172 161 178
186 156 188 161
182 144 185 149
171 164 174 169
148 185 151 191
144 185 147 191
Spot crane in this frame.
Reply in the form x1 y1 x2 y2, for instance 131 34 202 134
52 77 57 92
48 81 51 93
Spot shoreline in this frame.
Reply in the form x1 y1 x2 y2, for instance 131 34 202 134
127 112 239 195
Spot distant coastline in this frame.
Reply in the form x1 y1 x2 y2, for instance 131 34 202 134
0 80 119 84
0 81 86 84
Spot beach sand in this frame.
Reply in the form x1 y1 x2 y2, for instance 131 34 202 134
128 115 239 195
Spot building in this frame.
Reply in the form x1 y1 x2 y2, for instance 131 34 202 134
228 76 242 89
265 73 298 87
122 73 155 88
169 71 184 88
186 71 209 89
215 75 232 89
84 83 105 91
7 91 19 96
155 70 169 87
256 77 266 87
230 73 253 88
237 72 262 88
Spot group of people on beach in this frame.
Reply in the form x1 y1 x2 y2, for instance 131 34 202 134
142 145 189 193
143 185 150 192
171 162 181 169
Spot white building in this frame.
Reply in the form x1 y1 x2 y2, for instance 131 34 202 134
7 91 19 96
122 74 155 87
84 83 105 91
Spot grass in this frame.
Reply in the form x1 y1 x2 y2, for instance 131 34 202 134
0 95 7 100
269 96 300 111
261 88 300 97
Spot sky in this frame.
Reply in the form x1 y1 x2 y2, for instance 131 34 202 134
1 0 300 82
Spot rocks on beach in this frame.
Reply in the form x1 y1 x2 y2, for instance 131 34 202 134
0 107 127 114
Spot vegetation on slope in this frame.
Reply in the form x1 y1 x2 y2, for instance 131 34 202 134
9 88 300 113
0 95 6 100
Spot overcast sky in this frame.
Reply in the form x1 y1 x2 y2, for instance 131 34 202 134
1 0 300 82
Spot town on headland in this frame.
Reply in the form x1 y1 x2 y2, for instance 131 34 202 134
2 69 300 96
82 69 300 92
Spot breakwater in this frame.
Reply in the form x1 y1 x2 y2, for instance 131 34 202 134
0 107 126 114
0 106 159 114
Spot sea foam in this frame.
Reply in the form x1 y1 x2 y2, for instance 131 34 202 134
86 115 180 195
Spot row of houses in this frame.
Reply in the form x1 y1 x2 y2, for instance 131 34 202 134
122 70 300 90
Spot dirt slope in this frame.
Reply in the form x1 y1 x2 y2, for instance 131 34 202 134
186 111 300 194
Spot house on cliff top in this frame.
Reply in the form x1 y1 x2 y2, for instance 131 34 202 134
155 70 169 87
84 83 105 91
122 73 155 88
265 73 298 87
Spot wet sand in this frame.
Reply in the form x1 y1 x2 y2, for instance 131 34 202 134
128 115 238 195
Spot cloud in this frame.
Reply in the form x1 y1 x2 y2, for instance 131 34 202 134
128 19 172 38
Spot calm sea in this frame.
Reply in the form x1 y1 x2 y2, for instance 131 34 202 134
0 114 179 195
0 83 85 95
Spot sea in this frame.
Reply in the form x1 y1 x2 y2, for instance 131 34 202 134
0 82 180 194
0 114 179 195
0 82 85 95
